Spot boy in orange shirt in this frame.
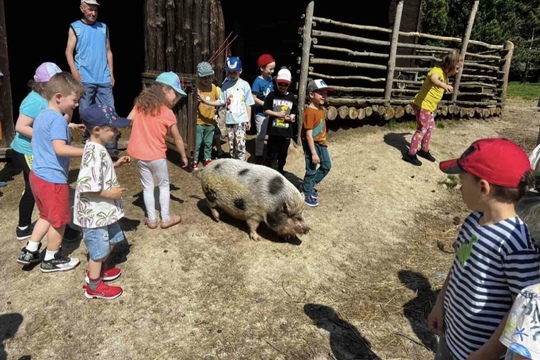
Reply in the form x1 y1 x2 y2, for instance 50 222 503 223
301 79 334 207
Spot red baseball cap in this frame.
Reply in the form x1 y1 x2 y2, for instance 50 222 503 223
439 138 531 188
257 54 275 68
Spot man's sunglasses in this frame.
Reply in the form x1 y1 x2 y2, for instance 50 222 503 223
277 82 290 87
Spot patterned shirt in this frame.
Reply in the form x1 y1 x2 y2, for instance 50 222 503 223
444 212 540 360
74 142 124 228
501 283 540 360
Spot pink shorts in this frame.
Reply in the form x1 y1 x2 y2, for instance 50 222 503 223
29 171 71 228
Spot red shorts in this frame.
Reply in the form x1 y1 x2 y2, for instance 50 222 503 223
29 171 71 228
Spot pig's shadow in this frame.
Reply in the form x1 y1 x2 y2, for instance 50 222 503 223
195 198 302 245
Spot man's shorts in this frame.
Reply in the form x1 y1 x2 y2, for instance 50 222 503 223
82 222 125 261
29 171 71 228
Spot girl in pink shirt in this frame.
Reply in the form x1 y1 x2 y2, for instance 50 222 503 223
127 72 188 229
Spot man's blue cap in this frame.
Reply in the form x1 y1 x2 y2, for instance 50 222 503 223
155 71 187 96
224 57 242 71
80 103 131 129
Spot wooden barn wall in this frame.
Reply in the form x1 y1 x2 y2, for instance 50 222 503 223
0 0 13 149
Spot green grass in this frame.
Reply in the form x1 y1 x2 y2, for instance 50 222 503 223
507 82 540 100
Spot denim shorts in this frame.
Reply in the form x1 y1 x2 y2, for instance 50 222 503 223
82 222 125 261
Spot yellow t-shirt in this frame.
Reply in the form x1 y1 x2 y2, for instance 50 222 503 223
197 84 220 126
413 67 447 112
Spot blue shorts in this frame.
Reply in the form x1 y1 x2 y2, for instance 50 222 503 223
82 222 125 261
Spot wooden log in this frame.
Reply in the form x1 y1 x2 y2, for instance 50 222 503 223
357 107 366 120
439 104 448 116
460 107 468 118
385 0 403 104
376 105 386 116
404 104 413 114
448 104 457 115
165 0 176 70
310 58 387 71
500 41 515 109
384 106 395 120
394 106 405 119
297 1 314 144
175 0 185 73
365 106 373 117
482 108 490 118
327 106 338 121
348 107 359 120
183 0 194 73
312 44 388 59
338 106 349 119
156 0 166 71
308 71 385 82
145 0 158 70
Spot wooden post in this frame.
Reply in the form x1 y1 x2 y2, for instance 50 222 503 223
451 0 479 103
500 40 514 109
0 0 14 147
297 1 315 145
384 0 404 105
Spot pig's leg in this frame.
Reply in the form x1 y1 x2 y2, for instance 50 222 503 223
206 199 220 222
246 218 261 241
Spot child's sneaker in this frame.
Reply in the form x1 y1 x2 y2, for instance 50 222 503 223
17 242 42 264
311 188 319 200
84 266 122 283
203 159 212 166
83 280 123 300
16 223 35 241
305 195 319 207
39 252 80 273
192 163 199 171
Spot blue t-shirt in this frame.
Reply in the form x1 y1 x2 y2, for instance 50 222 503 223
10 91 48 155
32 109 71 184
70 20 111 85
218 78 255 124
251 76 274 116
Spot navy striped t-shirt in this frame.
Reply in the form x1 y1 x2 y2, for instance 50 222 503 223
444 211 540 360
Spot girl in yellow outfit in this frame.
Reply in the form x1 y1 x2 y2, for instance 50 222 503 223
404 49 463 166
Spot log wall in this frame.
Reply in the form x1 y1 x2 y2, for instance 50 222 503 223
144 0 225 156
297 0 513 139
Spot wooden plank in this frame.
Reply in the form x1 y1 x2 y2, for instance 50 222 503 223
0 0 14 147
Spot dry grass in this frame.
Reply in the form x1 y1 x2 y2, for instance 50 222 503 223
0 99 538 360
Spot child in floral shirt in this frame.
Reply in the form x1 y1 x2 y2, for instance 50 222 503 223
75 103 131 300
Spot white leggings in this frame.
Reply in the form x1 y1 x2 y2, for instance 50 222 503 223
137 158 171 222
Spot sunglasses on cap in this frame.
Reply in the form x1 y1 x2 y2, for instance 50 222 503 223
277 82 290 87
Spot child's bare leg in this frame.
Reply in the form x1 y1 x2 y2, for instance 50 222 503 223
46 224 66 251
88 257 107 281
28 218 50 244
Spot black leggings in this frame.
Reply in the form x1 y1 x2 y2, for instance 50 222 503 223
264 136 291 173
12 150 35 227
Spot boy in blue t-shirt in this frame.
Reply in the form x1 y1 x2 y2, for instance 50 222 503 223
429 138 540 360
17 72 85 273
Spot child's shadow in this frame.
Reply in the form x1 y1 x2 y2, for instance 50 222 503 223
0 313 28 360
397 270 439 352
383 132 411 155
304 303 381 360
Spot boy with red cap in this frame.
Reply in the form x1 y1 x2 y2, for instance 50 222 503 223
252 53 276 164
428 138 540 360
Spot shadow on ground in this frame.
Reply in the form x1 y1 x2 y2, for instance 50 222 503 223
304 303 381 360
398 270 439 352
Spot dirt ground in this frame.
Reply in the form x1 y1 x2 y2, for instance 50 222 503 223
0 98 538 360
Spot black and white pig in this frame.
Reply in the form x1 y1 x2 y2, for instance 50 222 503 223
199 159 310 241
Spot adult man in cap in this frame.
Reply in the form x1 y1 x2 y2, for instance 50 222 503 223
65 0 119 155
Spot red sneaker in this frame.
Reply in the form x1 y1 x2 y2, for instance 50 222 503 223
85 266 122 283
203 159 212 166
192 163 199 171
83 280 123 300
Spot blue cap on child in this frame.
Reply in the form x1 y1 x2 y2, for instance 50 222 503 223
156 71 187 96
224 57 242 71
80 103 131 129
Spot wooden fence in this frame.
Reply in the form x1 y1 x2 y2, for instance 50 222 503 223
297 0 512 129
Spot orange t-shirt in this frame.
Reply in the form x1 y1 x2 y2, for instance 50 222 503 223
127 105 177 161
301 106 327 147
